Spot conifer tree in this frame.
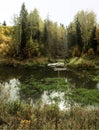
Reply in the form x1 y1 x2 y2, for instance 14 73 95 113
89 26 97 54
20 3 28 58
76 18 83 53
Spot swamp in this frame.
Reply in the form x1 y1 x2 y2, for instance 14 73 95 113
0 63 99 129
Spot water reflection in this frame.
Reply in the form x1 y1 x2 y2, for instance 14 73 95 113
41 91 66 110
0 78 20 102
96 83 99 89
0 65 98 108
29 90 79 110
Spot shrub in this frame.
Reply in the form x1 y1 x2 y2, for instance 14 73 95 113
88 48 95 56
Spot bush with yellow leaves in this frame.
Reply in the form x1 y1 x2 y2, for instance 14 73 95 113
18 119 31 129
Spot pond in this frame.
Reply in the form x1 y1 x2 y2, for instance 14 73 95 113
0 65 99 109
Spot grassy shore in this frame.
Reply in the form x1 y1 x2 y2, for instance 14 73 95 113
66 56 99 70
0 100 99 130
0 55 98 69
0 57 48 67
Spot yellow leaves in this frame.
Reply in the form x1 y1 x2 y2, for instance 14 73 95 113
17 110 31 129
4 27 11 35
0 33 11 43
0 26 10 34
0 26 12 56
0 43 9 56
0 26 12 45
18 119 31 129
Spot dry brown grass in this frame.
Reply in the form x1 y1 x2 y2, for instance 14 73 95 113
0 101 99 130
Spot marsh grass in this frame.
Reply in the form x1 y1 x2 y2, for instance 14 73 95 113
71 88 99 106
0 101 99 130
19 77 68 99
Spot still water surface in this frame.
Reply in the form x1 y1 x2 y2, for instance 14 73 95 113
0 65 98 109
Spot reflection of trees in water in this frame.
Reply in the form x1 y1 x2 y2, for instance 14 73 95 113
20 90 43 105
0 78 20 102
65 70 98 89
97 83 99 89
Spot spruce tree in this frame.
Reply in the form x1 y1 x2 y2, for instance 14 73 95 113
2 21 6 26
76 18 83 53
20 3 28 58
89 26 97 54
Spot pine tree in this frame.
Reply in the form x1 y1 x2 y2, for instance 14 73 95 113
89 26 97 54
2 21 6 26
42 19 50 56
76 18 83 53
20 3 28 58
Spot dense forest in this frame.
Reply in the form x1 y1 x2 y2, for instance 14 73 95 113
0 3 99 59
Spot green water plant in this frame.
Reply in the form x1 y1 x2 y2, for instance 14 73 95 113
71 88 99 105
19 77 68 99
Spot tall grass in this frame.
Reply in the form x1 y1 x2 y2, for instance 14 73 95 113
0 101 99 130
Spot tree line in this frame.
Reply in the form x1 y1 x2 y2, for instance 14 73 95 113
67 10 99 57
0 3 99 59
